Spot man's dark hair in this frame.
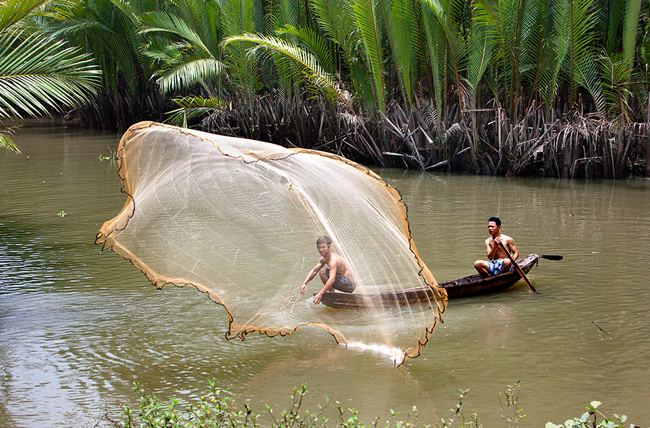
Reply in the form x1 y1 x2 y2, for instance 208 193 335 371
316 235 332 246
488 216 501 226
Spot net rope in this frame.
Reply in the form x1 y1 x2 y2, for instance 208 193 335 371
96 121 448 365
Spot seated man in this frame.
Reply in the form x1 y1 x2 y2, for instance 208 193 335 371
300 235 356 304
474 216 519 278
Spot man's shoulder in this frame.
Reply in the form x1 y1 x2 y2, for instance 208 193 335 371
502 234 515 243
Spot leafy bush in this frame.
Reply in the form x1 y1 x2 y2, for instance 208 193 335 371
117 380 640 428
546 401 639 428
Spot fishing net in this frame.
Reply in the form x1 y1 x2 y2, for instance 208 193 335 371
96 121 447 365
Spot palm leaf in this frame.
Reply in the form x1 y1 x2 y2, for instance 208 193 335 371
155 58 225 95
599 51 633 116
421 0 465 116
165 95 223 127
0 0 52 32
421 4 445 129
623 0 642 67
0 126 21 153
385 0 419 106
352 0 386 111
309 0 374 108
140 11 214 58
466 1 494 92
220 0 260 93
309 0 357 52
223 33 350 109
567 0 603 110
276 24 336 74
43 0 152 94
0 31 100 119
539 0 569 108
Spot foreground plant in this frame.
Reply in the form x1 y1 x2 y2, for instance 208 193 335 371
121 380 428 427
546 401 639 428
119 380 640 428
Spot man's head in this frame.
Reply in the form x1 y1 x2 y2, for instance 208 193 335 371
487 216 501 237
316 235 332 256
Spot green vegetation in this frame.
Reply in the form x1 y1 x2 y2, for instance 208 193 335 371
2 0 649 177
117 380 475 427
546 401 633 428
0 0 101 152
115 380 636 427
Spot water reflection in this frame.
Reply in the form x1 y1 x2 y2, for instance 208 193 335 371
0 127 649 427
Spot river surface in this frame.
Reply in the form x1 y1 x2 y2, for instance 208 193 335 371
1 126 649 427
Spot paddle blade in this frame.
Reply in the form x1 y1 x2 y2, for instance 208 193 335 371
540 254 563 260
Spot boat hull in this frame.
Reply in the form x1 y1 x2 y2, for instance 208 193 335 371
320 254 540 309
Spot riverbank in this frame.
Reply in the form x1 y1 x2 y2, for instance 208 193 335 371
13 0 647 180
172 96 649 179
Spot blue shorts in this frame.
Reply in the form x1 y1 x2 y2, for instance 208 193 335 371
323 267 356 293
488 259 513 276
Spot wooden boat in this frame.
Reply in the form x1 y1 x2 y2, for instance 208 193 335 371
320 254 540 309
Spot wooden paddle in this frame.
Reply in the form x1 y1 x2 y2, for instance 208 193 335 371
497 241 539 294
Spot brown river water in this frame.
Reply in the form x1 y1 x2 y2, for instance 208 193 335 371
1 126 649 427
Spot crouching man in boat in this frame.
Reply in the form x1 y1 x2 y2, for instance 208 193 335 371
300 235 356 304
474 216 519 277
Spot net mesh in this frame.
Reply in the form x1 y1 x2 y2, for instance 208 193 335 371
96 121 448 365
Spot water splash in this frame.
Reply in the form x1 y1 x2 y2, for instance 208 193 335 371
345 341 404 365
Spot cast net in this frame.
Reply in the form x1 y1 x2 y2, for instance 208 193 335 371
96 122 447 365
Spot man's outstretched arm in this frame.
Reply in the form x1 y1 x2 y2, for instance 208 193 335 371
300 261 324 293
313 264 337 304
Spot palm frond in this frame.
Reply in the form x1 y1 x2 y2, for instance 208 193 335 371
421 0 465 116
0 126 21 153
599 52 633 116
519 0 546 93
0 0 52 32
566 0 603 109
309 0 374 107
385 0 419 106
220 0 259 93
155 58 225 94
165 95 223 127
223 33 350 108
42 0 152 94
352 0 386 111
309 0 357 52
0 31 100 119
539 0 569 109
575 51 605 111
421 4 445 129
466 2 494 92
140 11 214 58
276 24 336 74
623 0 642 66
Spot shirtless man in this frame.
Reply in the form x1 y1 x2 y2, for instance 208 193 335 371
474 217 519 278
300 236 356 304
